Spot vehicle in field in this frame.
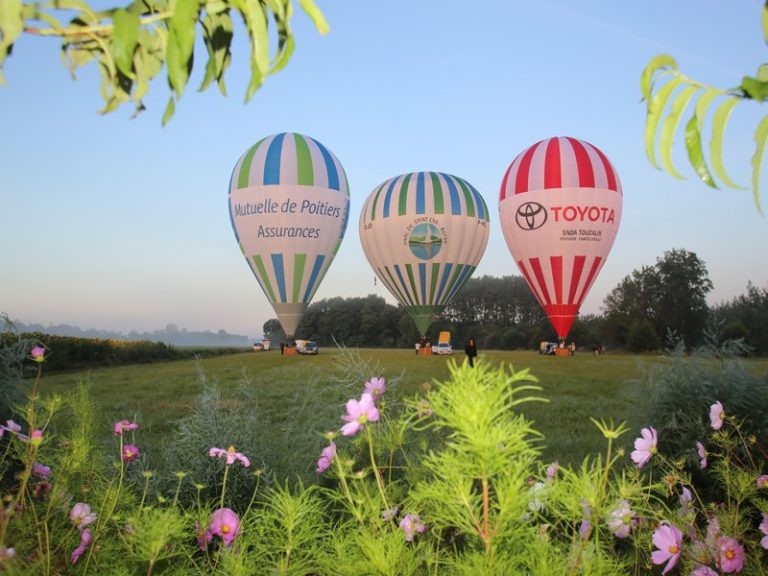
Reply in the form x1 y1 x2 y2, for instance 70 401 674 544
436 342 453 355
253 339 272 352
298 341 319 355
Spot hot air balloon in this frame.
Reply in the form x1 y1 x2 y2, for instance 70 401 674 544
229 132 350 338
359 171 490 337
498 136 622 341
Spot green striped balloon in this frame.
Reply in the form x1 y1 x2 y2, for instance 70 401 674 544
359 172 490 336
229 133 350 337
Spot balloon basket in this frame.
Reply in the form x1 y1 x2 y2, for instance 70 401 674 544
418 347 433 356
554 348 571 357
283 346 297 356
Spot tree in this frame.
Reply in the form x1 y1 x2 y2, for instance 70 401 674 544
0 0 328 124
262 318 284 343
641 5 768 213
603 249 713 348
714 282 768 355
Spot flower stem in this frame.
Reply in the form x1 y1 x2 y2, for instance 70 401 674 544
365 426 390 510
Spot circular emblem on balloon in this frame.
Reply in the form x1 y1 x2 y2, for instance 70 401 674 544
498 136 622 340
228 132 350 337
408 222 443 260
360 171 490 336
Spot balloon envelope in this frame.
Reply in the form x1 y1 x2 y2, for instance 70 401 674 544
498 136 622 339
229 132 350 337
359 171 490 336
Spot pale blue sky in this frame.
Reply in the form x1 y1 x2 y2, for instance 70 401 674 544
2 0 767 338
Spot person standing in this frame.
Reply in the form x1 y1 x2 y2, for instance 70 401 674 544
465 338 477 367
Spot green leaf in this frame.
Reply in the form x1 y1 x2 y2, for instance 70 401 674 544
234 0 269 101
763 1 768 44
199 10 233 95
757 63 768 83
167 0 199 99
750 114 768 215
162 95 176 126
684 115 716 188
640 54 677 102
740 75 768 101
0 0 24 84
299 0 329 35
710 97 745 189
645 75 683 169
660 84 699 179
112 9 140 78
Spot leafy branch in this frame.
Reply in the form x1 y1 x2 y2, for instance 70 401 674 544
0 0 329 124
641 5 768 215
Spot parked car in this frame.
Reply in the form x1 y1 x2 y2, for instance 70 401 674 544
436 342 453 355
252 342 263 352
299 341 319 355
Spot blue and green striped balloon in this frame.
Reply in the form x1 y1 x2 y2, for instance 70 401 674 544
229 133 350 337
359 171 490 336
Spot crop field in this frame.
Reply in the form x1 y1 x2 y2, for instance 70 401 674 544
35 348 768 475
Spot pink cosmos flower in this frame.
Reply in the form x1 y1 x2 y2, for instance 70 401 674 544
121 444 140 463
209 508 240 547
679 487 692 516
757 475 768 489
70 503 97 529
691 567 718 576
759 513 768 550
381 507 399 521
399 513 426 542
696 441 707 469
195 521 213 551
30 346 46 362
32 463 51 479
5 420 20 433
606 499 634 539
114 420 139 435
364 377 386 401
546 462 559 481
209 446 251 467
709 401 725 430
70 528 91 564
651 523 682 575
717 536 745 573
631 427 657 468
341 392 379 436
579 519 592 540
316 441 336 473
30 429 43 445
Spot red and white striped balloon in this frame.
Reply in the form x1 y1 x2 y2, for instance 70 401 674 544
498 136 623 340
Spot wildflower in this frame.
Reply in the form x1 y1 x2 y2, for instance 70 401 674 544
5 420 21 433
759 513 768 549
546 462 559 481
209 508 240 547
316 441 336 474
32 463 51 479
0 546 14 563
606 499 634 538
30 429 43 446
709 401 724 430
195 521 212 551
364 377 386 400
399 513 426 542
679 487 692 516
114 420 139 435
209 446 251 467
70 528 91 564
527 481 546 513
30 346 46 362
70 503 97 530
381 507 399 522
579 519 592 540
651 523 682 575
717 536 745 573
121 444 140 463
691 567 718 576
757 475 768 489
630 427 657 468
415 398 432 418
696 441 707 469
341 392 379 436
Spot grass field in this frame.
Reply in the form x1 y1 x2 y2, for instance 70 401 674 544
35 348 768 476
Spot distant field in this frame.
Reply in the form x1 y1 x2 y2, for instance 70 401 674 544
35 348 768 470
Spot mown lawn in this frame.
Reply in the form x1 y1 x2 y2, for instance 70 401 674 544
35 348 768 472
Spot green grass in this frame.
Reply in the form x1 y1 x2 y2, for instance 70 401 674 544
35 348 768 473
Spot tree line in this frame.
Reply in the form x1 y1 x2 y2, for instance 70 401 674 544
261 249 768 356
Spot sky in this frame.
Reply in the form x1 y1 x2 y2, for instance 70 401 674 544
2 0 768 339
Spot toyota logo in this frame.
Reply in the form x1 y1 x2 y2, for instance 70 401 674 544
515 202 547 230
